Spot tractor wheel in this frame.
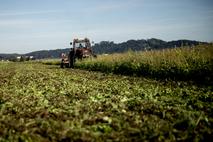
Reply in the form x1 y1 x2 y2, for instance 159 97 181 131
60 62 64 68
65 63 69 68
69 57 75 68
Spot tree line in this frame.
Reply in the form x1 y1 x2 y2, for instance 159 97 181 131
0 38 206 60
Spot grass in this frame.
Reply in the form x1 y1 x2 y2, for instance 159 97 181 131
39 59 60 66
0 62 213 141
75 44 213 84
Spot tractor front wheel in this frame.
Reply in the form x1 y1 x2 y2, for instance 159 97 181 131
60 61 64 68
69 57 75 68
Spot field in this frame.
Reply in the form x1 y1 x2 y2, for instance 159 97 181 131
75 44 213 84
43 44 213 84
0 45 213 141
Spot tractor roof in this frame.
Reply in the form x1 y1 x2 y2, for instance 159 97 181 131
73 38 90 43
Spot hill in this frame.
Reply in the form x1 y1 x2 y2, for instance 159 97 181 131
92 38 204 54
0 39 206 59
0 53 20 60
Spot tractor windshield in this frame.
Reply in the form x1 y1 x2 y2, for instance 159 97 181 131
75 42 86 48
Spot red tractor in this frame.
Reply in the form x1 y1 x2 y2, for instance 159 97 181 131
60 38 96 68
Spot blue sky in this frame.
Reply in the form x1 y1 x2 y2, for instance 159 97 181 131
0 0 212 53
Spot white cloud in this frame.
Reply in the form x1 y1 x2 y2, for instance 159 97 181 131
82 0 142 14
0 10 62 16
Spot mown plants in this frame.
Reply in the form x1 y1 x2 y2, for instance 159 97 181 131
0 62 212 141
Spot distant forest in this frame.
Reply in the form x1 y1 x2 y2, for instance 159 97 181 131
92 38 204 54
0 38 206 60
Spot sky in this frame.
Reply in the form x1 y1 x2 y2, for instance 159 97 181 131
0 0 213 54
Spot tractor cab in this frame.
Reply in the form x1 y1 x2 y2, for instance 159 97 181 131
71 38 93 59
61 38 96 68
71 38 91 49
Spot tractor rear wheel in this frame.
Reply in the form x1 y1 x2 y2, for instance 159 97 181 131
69 57 75 68
60 61 64 68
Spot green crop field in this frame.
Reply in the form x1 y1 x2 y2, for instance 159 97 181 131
75 44 213 84
0 45 213 141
